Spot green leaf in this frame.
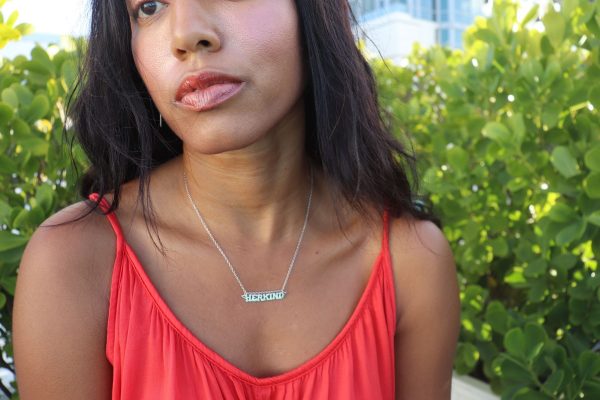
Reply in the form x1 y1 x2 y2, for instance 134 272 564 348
31 46 55 75
15 22 33 36
457 342 480 369
548 203 577 222
13 206 45 230
520 4 540 27
482 121 512 146
23 60 51 77
486 302 509 334
473 28 501 46
1 276 17 296
562 0 578 17
0 155 17 175
551 146 580 178
508 113 526 145
0 231 28 252
505 267 528 287
0 103 13 124
507 177 528 192
524 259 547 278
578 351 600 378
1 88 18 108
587 211 600 227
542 369 564 394
589 84 600 108
584 172 600 199
12 85 33 106
583 380 600 399
5 10 18 27
61 59 77 89
540 35 554 56
555 220 586 246
552 253 577 271
527 279 547 303
25 94 50 122
513 387 553 399
543 10 565 49
35 184 54 213
542 102 562 128
11 117 31 137
447 146 469 172
521 59 544 83
0 200 11 225
500 356 531 383
462 285 488 312
491 237 509 257
524 323 546 361
0 246 26 265
584 145 600 172
505 327 526 357
543 60 562 87
18 136 49 157
512 156 533 175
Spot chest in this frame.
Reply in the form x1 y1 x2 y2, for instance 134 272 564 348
123 227 383 378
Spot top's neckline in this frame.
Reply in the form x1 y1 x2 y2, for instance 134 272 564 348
89 193 390 386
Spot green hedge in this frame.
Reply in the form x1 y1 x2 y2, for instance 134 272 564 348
372 0 600 398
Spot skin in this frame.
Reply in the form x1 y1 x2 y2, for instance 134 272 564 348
12 1 461 399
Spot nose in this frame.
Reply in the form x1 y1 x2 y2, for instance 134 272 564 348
170 1 221 59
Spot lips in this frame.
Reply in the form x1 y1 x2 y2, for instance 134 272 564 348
175 71 245 112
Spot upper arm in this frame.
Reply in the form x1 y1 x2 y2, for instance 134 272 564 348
13 202 114 399
390 218 461 400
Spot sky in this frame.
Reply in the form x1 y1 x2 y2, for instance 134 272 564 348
4 0 89 37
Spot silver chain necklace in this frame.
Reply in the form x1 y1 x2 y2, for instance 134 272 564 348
182 166 314 303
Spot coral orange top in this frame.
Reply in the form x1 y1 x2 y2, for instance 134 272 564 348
89 193 397 399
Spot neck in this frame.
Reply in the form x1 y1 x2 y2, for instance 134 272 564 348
176 131 319 246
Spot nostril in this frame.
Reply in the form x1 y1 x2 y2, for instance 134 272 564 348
199 40 211 47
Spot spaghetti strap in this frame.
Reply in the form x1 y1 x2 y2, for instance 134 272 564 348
382 208 390 254
381 208 392 272
380 208 397 337
88 193 125 243
87 192 125 365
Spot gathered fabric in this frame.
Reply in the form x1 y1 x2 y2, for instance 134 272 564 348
89 193 397 399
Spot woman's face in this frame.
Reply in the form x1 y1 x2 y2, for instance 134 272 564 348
126 0 306 154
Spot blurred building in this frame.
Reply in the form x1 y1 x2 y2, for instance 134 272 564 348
349 0 490 63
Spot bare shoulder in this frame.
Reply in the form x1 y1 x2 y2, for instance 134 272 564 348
13 200 115 399
387 215 459 328
388 214 453 261
388 214 461 399
20 199 116 295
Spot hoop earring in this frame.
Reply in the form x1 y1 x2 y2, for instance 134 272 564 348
159 113 163 128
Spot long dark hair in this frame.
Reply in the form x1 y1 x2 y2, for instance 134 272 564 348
66 0 440 251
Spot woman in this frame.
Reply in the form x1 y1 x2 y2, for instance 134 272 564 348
13 0 460 399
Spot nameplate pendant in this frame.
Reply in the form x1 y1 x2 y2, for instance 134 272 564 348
242 290 286 303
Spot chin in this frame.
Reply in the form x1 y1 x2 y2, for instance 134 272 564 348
182 130 267 155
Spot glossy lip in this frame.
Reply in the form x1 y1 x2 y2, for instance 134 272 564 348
174 81 246 112
175 70 244 100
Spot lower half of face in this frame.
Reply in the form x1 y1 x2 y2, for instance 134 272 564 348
131 0 306 155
